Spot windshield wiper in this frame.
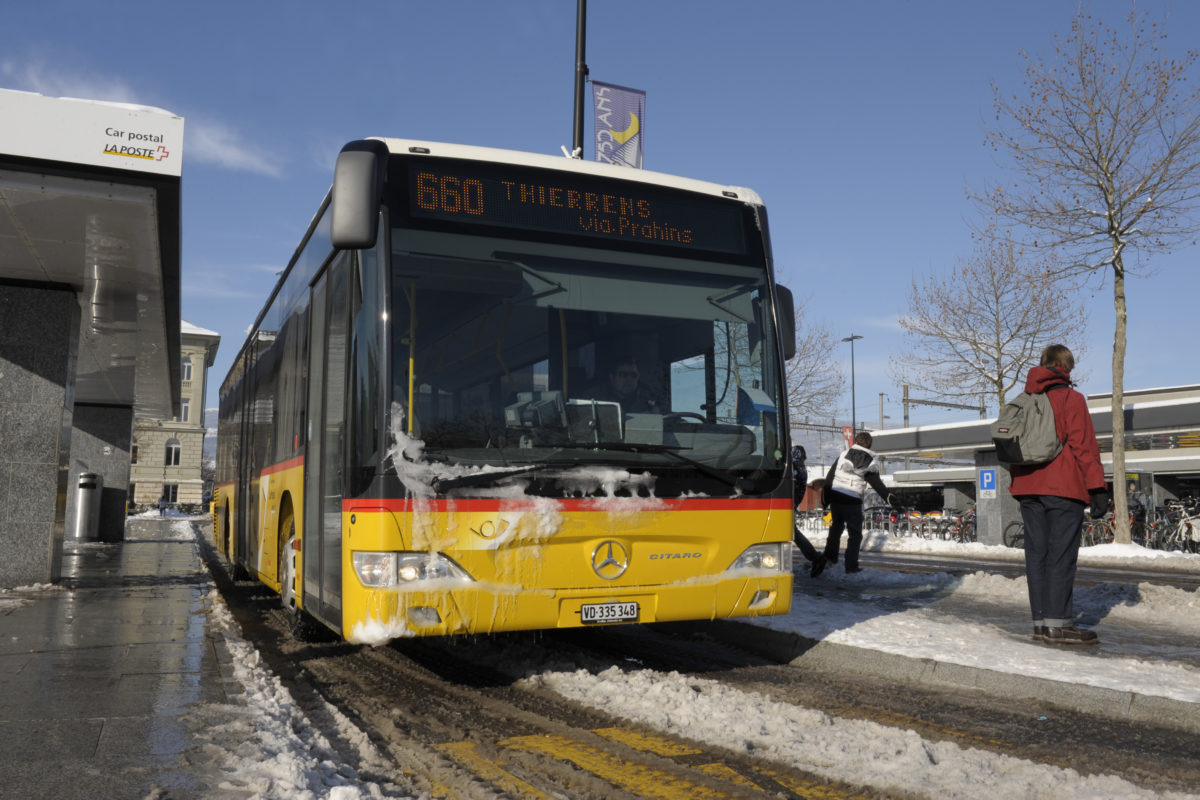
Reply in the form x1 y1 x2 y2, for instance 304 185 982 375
550 442 752 491
499 258 566 303
431 464 547 492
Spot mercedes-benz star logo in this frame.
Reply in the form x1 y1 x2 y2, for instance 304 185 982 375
591 540 630 580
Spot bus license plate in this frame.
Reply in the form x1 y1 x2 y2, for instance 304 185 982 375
580 601 639 624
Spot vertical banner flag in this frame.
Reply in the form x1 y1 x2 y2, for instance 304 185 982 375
592 81 645 168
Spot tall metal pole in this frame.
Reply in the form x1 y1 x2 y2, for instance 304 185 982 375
572 0 588 158
842 333 863 432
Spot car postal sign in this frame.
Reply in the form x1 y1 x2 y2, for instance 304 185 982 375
0 88 183 177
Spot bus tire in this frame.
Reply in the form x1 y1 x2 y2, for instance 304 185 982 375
279 512 321 642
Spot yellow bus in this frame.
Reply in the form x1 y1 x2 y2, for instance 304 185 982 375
214 138 798 643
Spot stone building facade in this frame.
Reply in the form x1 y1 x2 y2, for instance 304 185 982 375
129 321 219 509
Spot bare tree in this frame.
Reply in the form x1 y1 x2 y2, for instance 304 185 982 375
891 231 1087 414
785 295 845 422
980 8 1200 543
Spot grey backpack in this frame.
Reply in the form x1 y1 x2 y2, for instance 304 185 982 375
991 388 1063 465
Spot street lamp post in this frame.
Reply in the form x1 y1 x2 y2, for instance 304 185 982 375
842 333 863 433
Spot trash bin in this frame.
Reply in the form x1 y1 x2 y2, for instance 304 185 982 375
72 473 103 541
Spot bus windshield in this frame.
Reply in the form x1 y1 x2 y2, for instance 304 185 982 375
387 227 786 494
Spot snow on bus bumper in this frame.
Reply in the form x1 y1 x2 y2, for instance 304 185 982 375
344 546 793 644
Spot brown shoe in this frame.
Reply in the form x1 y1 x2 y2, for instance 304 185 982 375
1031 626 1047 642
1042 625 1099 645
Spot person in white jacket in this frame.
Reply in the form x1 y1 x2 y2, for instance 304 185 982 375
812 431 898 577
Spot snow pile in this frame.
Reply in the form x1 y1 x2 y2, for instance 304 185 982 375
1082 541 1200 564
755 554 1200 704
0 582 60 614
185 589 405 799
523 666 1192 800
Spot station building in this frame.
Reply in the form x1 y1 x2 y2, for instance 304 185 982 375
0 88 184 587
129 321 219 510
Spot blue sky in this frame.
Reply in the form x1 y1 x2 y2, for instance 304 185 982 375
3 0 1196 429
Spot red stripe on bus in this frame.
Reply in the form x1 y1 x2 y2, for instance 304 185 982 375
344 497 792 513
260 455 305 477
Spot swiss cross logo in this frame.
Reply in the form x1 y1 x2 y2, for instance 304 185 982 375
155 145 170 162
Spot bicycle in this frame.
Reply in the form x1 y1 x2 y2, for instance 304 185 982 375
948 508 977 544
912 512 936 540
1003 519 1025 548
1158 500 1200 553
1162 510 1200 553
1081 516 1114 547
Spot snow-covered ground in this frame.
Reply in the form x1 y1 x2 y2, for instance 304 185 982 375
524 533 1200 800
190 583 401 799
45 514 1196 799
768 528 1200 702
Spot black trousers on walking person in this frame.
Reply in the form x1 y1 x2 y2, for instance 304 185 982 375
793 529 821 563
792 477 822 564
1019 495 1086 628
822 501 864 571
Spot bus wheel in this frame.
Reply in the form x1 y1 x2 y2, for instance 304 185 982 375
279 513 321 641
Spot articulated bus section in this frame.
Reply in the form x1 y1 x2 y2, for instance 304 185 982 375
212 455 305 596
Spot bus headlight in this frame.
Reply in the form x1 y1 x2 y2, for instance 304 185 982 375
727 543 792 573
352 551 474 587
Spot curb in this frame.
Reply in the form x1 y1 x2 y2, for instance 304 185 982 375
713 621 1200 735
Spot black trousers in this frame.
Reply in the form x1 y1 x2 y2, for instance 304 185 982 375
792 483 821 563
1019 495 1085 627
822 502 864 571
793 529 820 562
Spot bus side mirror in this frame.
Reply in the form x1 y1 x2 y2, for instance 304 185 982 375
331 139 389 249
776 285 796 360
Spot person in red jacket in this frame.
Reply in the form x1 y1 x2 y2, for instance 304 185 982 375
1009 344 1109 645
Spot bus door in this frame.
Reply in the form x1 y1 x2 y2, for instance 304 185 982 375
303 253 351 630
236 352 255 571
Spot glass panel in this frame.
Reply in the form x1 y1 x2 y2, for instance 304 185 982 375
349 244 383 496
303 276 327 612
321 255 350 615
386 230 785 496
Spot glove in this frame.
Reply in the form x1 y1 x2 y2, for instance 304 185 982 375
1088 489 1110 519
820 488 830 508
887 493 902 511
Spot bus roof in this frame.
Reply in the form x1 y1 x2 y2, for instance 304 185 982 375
370 137 765 207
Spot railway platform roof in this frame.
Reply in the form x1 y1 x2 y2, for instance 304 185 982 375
871 391 1200 485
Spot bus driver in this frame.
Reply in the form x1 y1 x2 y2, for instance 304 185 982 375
594 358 659 413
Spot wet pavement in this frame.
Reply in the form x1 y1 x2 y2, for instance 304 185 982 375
0 518 240 799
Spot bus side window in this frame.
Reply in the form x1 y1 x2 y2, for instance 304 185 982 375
670 354 708 418
348 250 383 496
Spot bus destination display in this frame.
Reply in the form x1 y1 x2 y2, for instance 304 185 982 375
405 159 748 256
